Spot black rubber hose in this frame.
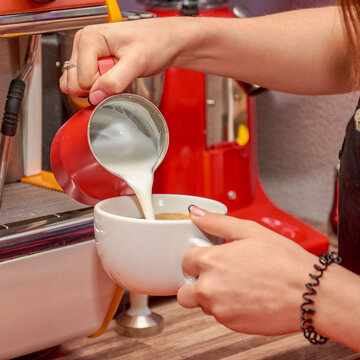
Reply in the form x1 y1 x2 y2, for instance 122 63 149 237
1 79 26 137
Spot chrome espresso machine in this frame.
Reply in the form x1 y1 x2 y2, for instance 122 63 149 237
0 1 162 359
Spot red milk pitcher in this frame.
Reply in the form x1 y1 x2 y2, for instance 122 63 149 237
50 57 169 206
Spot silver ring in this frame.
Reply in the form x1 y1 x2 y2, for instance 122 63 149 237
62 61 78 72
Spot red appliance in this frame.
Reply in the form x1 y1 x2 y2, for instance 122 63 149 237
149 0 329 255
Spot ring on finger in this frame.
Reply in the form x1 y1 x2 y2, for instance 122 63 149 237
62 61 78 72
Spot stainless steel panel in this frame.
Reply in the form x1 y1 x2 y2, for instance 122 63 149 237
0 182 91 261
0 6 108 36
0 207 94 262
205 74 248 148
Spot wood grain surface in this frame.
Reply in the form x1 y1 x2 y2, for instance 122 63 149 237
50 296 358 360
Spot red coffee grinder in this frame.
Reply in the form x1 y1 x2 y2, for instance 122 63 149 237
148 0 329 255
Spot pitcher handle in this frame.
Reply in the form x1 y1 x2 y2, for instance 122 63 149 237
98 57 116 76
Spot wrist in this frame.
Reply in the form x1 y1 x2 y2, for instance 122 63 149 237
171 17 226 69
299 253 360 351
313 263 360 350
300 252 342 344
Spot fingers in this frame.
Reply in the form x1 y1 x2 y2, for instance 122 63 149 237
60 26 112 98
76 27 109 94
60 30 85 96
178 245 216 314
177 282 213 316
182 246 204 278
89 56 141 104
177 282 198 308
178 245 210 307
188 206 262 241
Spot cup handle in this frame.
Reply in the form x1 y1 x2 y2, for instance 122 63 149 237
183 237 213 285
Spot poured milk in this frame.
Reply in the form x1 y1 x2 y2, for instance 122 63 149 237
89 98 164 220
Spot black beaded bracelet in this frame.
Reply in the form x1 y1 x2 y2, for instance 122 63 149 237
300 251 342 344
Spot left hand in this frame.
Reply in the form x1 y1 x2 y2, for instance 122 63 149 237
59 18 197 103
177 206 317 336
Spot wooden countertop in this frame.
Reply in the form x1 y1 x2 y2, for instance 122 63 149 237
46 221 358 360
51 296 358 360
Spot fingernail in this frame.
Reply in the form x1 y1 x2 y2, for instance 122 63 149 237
188 205 207 216
88 89 108 105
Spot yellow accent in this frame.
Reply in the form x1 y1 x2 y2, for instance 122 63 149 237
105 0 123 23
21 170 63 192
0 33 26 38
68 94 90 111
236 124 250 146
89 286 125 338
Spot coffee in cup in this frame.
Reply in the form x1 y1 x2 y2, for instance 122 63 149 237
155 213 189 220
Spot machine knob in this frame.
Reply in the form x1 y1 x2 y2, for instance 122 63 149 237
180 1 199 16
233 5 249 18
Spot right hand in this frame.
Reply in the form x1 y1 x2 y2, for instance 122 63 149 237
177 207 318 336
59 17 191 104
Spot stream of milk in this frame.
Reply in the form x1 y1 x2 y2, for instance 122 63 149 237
89 99 163 220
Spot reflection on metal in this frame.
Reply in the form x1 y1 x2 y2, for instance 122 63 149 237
0 136 11 207
0 8 157 38
132 75 164 107
232 5 249 18
116 311 164 337
0 207 94 262
146 0 227 10
18 35 40 82
0 6 108 36
205 74 248 148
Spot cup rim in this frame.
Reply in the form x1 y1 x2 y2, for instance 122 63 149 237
94 194 228 224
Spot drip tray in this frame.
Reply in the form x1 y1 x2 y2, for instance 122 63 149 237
0 182 94 262
0 182 88 224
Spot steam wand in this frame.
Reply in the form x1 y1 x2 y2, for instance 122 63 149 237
0 35 40 207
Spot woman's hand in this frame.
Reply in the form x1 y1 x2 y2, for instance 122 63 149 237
59 17 195 104
177 206 317 336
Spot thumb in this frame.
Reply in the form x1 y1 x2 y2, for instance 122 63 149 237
188 205 261 241
89 57 139 105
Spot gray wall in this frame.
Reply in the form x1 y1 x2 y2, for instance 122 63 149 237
257 91 357 223
117 0 352 224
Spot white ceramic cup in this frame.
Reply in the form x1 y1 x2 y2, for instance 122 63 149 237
94 194 228 296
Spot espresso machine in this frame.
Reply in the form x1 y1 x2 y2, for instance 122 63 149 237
0 2 162 359
148 0 329 255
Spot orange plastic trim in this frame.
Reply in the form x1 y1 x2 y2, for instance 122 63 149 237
21 170 63 192
105 0 122 23
89 286 125 338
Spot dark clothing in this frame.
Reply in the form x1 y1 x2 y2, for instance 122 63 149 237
338 97 360 274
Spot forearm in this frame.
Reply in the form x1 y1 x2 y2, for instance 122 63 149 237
173 6 352 95
313 263 360 351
